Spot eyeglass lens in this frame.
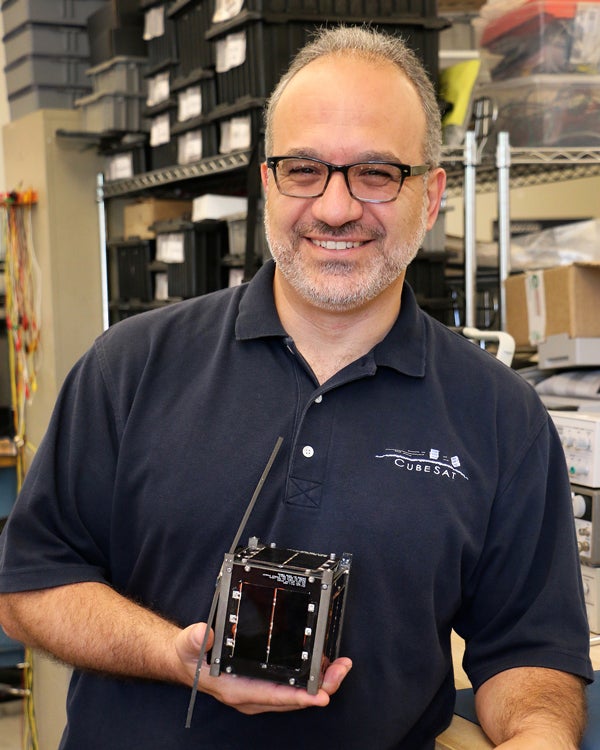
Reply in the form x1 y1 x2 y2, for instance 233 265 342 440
274 158 404 202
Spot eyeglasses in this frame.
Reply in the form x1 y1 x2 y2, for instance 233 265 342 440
266 156 429 204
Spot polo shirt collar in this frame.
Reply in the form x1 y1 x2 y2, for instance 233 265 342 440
236 259 427 378
236 260 287 338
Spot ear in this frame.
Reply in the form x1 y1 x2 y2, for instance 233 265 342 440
424 167 447 231
260 161 269 192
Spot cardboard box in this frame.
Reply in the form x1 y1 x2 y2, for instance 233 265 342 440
123 198 192 239
505 263 600 347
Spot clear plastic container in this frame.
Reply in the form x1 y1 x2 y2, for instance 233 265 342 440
476 0 600 79
478 73 600 146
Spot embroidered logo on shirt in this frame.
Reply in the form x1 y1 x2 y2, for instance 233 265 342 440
375 448 469 481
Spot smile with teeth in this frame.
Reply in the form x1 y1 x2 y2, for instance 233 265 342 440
311 239 365 250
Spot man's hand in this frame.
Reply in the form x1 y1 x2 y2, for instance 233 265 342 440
175 622 353 714
0 584 352 715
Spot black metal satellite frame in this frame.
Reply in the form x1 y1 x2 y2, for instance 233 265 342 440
185 436 352 727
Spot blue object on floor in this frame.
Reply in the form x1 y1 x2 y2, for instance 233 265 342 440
454 672 600 749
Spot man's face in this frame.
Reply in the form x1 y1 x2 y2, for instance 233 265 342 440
261 55 445 312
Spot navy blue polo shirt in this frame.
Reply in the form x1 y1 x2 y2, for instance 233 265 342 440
0 260 593 749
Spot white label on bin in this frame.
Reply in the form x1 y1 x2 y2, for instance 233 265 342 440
144 7 165 40
216 31 246 73
107 153 133 181
156 233 185 264
524 270 547 346
150 113 171 147
155 273 169 301
219 121 232 154
178 87 203 121
213 0 244 23
229 115 252 151
178 132 203 165
147 72 170 108
571 5 600 69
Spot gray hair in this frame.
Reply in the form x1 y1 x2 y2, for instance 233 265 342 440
263 25 443 167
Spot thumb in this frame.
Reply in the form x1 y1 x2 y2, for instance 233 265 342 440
177 622 214 663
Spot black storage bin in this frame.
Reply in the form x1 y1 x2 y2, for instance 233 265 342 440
112 0 142 13
154 219 229 298
168 0 213 79
406 249 453 324
140 0 178 73
171 114 218 163
384 18 444 86
171 67 217 121
211 0 439 21
101 134 150 181
207 11 445 106
405 249 448 299
209 97 264 155
111 238 155 301
207 12 313 106
145 98 178 169
109 301 164 324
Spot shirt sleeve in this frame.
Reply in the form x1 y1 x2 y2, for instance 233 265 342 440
0 343 119 593
454 414 594 689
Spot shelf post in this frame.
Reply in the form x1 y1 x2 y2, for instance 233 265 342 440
463 131 478 328
96 172 110 331
496 132 511 332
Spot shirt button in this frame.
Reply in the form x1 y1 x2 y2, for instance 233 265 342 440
315 394 323 403
302 445 315 458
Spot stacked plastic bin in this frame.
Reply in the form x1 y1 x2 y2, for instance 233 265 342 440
104 0 449 314
153 217 230 298
474 0 600 147
168 0 218 166
72 3 150 178
140 0 181 167
0 0 107 120
75 55 149 133
212 0 445 160
137 0 448 171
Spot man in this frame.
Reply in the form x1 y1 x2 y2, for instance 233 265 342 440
0 25 593 750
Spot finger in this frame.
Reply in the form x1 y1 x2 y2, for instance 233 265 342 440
188 622 214 654
200 671 332 713
176 622 214 666
320 657 353 695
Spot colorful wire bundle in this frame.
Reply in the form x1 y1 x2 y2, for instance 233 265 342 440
1 189 40 750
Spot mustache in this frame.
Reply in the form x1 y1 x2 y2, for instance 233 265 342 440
294 221 384 241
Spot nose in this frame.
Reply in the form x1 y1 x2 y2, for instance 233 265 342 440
311 171 364 227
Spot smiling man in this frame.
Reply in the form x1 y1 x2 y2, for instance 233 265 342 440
0 25 593 750
261 39 446 384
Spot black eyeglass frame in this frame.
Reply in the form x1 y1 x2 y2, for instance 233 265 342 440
266 155 429 204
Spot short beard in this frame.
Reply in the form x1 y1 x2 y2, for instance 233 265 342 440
264 204 429 312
